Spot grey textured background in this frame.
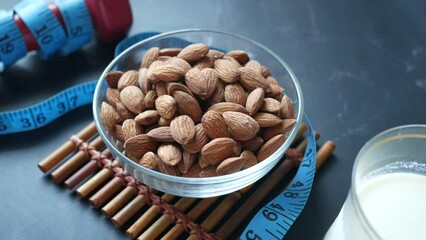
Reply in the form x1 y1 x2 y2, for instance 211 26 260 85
1 0 425 239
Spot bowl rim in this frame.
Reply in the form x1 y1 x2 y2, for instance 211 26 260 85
93 28 304 185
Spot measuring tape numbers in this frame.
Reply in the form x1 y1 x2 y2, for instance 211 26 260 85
54 0 94 55
0 11 27 72
242 116 317 239
14 0 67 58
0 81 96 134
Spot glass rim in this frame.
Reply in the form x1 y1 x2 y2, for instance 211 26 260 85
93 29 305 185
350 124 426 239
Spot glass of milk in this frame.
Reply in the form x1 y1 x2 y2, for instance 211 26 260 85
324 125 426 240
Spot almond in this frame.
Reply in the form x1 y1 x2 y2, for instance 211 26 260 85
155 95 177 119
146 126 174 142
233 142 242 156
201 111 230 139
207 80 225 105
208 102 249 115
116 102 135 121
145 124 159 133
266 85 285 101
199 165 220 177
138 68 151 94
246 88 265 115
224 55 242 68
105 71 123 88
217 157 245 174
253 112 282 127
241 136 264 152
280 95 295 119
182 163 202 177
222 111 259 141
266 76 279 85
201 68 218 100
106 88 120 107
172 90 202 123
207 49 225 59
157 56 171 62
224 83 247 106
240 150 257 169
117 70 139 90
200 137 236 165
185 68 208 98
261 66 271 78
214 59 240 83
122 119 143 141
155 81 168 96
144 89 158 109
124 134 158 160
245 60 262 75
159 47 182 56
100 102 120 131
263 119 296 141
135 110 159 125
148 60 165 72
120 86 145 114
148 64 185 82
139 152 158 170
260 98 281 114
166 57 191 73
170 115 196 145
225 50 249 65
183 124 210 154
157 159 180 176
257 134 286 161
177 151 197 173
158 116 172 127
238 67 269 91
167 82 194 97
114 124 124 143
157 144 182 166
177 43 209 62
193 56 214 70
141 47 159 68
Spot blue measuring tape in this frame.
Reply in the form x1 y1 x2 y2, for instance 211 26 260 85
0 0 93 71
14 0 67 58
0 10 27 71
54 0 94 55
0 25 317 237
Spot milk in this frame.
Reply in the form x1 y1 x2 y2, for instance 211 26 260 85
325 172 426 240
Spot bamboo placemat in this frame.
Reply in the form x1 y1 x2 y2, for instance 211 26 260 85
38 122 335 240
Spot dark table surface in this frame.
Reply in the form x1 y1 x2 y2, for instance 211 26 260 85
1 0 425 239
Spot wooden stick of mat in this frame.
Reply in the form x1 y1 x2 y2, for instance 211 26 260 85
126 193 176 238
102 186 138 218
138 197 197 240
89 176 126 208
38 122 97 172
64 149 112 189
111 195 149 228
50 136 104 184
76 167 112 198
160 197 219 240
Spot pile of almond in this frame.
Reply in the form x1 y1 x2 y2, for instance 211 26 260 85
100 43 296 177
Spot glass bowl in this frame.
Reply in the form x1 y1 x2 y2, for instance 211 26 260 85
93 29 304 197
